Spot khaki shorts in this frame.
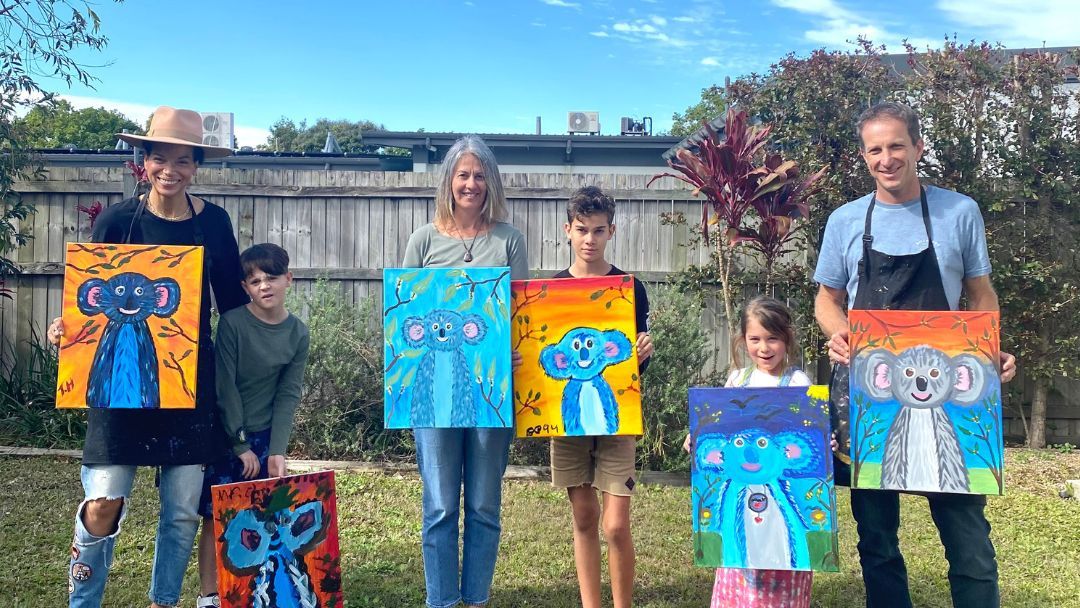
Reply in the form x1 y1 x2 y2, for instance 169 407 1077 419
550 435 637 496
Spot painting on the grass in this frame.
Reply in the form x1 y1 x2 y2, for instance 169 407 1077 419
510 275 642 438
211 470 342 608
848 310 1003 495
383 267 513 428
689 386 838 571
56 243 204 409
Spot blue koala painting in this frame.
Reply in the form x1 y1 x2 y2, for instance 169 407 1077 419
539 327 632 435
696 428 819 569
403 309 487 427
76 272 181 408
221 499 325 608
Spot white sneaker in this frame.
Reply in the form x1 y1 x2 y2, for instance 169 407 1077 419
196 595 220 608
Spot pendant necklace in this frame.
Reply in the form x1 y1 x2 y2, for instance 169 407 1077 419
454 220 480 263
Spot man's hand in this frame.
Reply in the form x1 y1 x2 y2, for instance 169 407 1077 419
999 351 1016 383
682 433 691 454
827 329 851 366
237 450 260 479
636 332 653 362
268 455 286 478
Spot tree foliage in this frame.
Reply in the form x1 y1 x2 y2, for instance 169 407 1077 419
260 116 404 155
2 0 116 299
15 99 141 149
671 39 1080 446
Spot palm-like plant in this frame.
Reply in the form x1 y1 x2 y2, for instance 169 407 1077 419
650 108 825 336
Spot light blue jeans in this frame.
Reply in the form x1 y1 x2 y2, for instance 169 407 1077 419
69 464 204 608
415 427 513 608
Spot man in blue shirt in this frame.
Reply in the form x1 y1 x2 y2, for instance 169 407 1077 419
814 101 1016 608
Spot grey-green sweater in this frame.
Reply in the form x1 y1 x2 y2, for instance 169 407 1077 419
215 305 309 456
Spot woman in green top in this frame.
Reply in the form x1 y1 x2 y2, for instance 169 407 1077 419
402 135 527 608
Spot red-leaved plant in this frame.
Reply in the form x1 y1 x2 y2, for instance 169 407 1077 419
649 108 825 335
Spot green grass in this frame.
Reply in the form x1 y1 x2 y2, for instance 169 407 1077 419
1 449 1078 607
855 462 1004 495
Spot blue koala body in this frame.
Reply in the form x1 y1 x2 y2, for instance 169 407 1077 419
539 327 632 435
76 272 181 408
404 309 487 427
696 428 818 569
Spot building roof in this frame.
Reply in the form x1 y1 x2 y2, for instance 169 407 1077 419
881 45 1079 81
361 131 682 170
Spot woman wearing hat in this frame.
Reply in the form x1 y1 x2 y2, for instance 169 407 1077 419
47 106 248 608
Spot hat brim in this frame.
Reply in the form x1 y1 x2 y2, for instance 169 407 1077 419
116 133 233 159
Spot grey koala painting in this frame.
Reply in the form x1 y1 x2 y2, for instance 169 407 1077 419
858 345 996 493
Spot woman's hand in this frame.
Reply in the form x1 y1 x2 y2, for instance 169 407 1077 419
268 455 286 478
636 332 653 362
682 433 691 453
47 317 65 347
237 450 260 479
512 350 523 370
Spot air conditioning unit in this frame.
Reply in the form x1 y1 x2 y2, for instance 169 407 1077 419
200 112 235 149
567 111 600 135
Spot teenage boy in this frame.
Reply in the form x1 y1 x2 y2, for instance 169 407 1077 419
195 243 310 608
551 186 653 608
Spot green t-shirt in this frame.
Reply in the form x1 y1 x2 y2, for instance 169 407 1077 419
215 305 310 456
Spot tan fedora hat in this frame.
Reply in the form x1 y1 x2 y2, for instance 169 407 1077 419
116 106 233 158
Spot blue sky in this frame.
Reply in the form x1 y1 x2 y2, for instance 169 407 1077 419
50 0 1079 147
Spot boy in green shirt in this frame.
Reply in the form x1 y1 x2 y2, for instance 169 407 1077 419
195 243 310 608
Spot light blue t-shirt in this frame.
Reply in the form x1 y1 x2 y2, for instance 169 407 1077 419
813 185 991 311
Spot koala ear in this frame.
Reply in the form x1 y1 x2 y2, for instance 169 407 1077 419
774 431 819 476
281 500 324 551
951 353 989 405
403 316 425 347
76 278 108 316
861 348 897 400
539 342 573 379
600 329 633 364
461 313 487 345
151 278 181 316
695 434 729 471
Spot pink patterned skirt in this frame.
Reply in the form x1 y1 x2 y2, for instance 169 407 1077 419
711 568 812 608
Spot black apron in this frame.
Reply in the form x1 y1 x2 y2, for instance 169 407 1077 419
831 188 949 485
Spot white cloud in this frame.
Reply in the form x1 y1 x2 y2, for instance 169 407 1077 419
650 15 667 26
936 0 1080 47
770 0 937 50
57 95 270 148
590 30 610 37
613 22 658 34
701 57 720 66
672 15 695 22
540 0 580 8
532 20 546 27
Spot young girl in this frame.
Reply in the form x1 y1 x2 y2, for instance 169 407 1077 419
685 296 813 608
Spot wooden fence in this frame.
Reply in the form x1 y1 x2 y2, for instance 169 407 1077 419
4 166 735 371
6 165 1078 443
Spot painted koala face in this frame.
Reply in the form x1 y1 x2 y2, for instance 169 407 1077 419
697 429 816 484
404 309 486 352
77 273 180 323
894 346 954 407
539 327 633 380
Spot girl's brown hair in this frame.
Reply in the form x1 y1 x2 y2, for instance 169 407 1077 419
731 296 798 372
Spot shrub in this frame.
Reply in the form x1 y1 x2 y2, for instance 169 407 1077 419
0 334 84 448
287 280 412 461
638 284 712 471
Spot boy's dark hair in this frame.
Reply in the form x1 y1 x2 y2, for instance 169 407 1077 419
566 186 616 225
142 141 205 164
240 243 290 278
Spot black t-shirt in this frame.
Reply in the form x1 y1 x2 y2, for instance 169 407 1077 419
553 264 650 374
81 197 248 465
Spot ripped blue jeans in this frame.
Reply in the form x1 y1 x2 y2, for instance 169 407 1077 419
69 464 203 608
